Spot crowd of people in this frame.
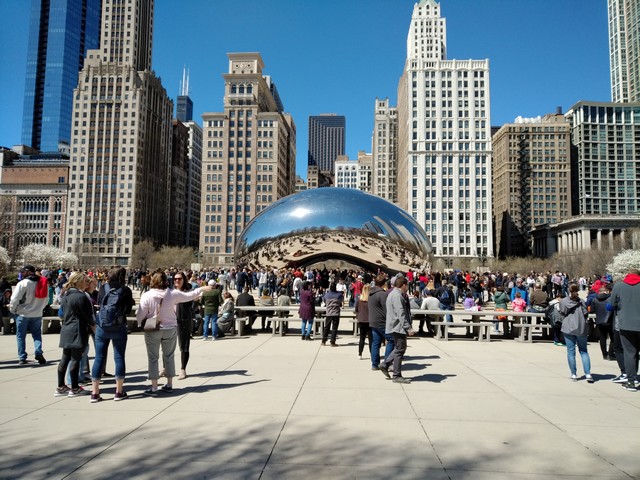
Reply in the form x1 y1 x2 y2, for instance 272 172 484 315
1 262 638 398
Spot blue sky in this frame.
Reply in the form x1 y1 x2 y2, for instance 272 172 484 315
0 0 610 179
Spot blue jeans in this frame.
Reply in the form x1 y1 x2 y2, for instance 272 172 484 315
440 303 454 322
16 315 43 361
300 319 313 337
564 334 591 376
92 326 127 380
371 327 394 369
203 313 218 338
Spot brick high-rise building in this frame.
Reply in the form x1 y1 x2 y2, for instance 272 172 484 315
372 98 398 203
65 0 173 265
492 112 572 258
200 53 296 266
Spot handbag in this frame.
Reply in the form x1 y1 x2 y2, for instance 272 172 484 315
143 296 164 331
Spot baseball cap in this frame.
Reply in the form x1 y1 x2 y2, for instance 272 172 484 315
22 265 36 273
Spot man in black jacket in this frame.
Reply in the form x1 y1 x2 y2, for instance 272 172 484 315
368 274 393 371
236 287 257 333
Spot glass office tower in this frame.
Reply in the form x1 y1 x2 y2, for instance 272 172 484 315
21 0 101 152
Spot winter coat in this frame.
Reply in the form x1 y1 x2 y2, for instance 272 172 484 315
298 289 315 320
59 288 95 349
609 273 640 331
385 287 412 335
368 286 388 329
591 292 613 326
323 290 343 317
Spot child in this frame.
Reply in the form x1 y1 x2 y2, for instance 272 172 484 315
512 291 526 313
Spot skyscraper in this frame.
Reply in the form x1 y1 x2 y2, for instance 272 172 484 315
492 112 572 258
308 114 346 177
397 0 493 258
22 0 101 152
609 0 640 102
372 98 398 203
65 0 173 264
200 53 296 266
175 67 201 249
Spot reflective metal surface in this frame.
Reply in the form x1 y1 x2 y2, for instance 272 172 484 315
235 188 432 273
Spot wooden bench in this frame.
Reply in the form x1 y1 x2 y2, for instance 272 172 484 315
431 321 494 341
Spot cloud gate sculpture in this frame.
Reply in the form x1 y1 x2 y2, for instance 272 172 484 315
235 188 432 273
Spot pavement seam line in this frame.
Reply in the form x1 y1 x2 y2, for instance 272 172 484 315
257 337 323 479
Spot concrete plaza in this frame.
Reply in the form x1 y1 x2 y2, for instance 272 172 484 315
0 327 638 479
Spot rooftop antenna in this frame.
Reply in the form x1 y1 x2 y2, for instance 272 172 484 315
179 65 190 96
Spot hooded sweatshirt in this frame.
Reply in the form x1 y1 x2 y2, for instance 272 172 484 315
9 275 48 318
559 296 588 336
609 273 640 331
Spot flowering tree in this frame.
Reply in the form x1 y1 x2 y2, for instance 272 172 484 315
19 244 78 269
606 249 640 280
0 246 9 278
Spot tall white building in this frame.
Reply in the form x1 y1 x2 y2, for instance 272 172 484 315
397 0 493 258
609 0 640 102
372 98 398 203
65 0 173 265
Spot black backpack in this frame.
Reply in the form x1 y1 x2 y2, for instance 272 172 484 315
98 285 126 331
439 287 452 305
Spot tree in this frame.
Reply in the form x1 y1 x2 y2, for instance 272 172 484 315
131 240 156 270
149 246 195 271
607 250 640 280
19 243 78 269
0 246 9 278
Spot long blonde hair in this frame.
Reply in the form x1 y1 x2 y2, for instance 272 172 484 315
359 284 370 302
66 271 87 290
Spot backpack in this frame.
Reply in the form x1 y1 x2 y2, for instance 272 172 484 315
439 287 451 304
35 276 49 298
98 284 126 331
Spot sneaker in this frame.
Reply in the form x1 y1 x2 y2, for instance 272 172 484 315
68 387 89 397
392 376 411 384
586 375 595 384
379 364 391 379
554 342 564 346
54 386 71 397
18 359 28 365
371 366 380 371
35 354 46 365
143 388 158 397
102 372 114 378
90 394 103 403
161 384 173 393
570 374 578 382
612 374 628 384
114 391 128 401
621 381 637 392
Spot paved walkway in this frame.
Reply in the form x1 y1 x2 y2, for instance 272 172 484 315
0 327 638 479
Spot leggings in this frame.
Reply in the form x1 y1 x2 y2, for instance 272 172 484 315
596 323 614 358
58 347 84 389
358 323 372 356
